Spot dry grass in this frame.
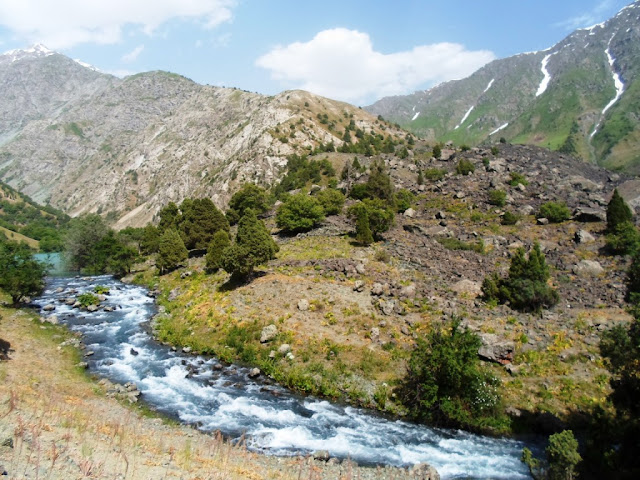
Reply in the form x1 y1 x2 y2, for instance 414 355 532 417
0 226 39 249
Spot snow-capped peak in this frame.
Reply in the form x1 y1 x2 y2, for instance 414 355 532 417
1 43 56 63
73 59 100 72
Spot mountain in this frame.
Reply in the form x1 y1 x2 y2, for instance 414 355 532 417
366 1 640 174
0 47 404 228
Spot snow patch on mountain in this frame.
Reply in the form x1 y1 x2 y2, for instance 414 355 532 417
489 123 509 136
536 52 557 97
483 79 495 93
1 44 55 63
411 111 420 121
590 35 625 139
454 106 474 130
73 59 100 72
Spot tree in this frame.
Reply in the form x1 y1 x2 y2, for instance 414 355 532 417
606 221 640 256
522 430 582 480
205 229 230 273
482 243 558 313
455 159 475 175
432 144 442 159
628 252 640 303
366 161 394 203
157 202 181 233
607 189 633 233
226 183 271 225
0 239 47 305
179 198 229 250
400 318 501 429
316 188 345 216
156 229 188 274
348 199 394 241
222 210 278 281
65 214 109 272
394 189 415 213
140 225 161 255
276 194 325 233
354 207 374 246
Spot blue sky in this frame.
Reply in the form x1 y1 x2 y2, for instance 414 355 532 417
0 0 633 105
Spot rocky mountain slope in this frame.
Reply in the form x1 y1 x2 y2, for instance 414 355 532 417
0 47 404 228
366 1 640 174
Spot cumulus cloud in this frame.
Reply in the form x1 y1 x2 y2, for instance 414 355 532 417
256 28 495 104
554 0 616 30
0 0 236 49
122 44 144 63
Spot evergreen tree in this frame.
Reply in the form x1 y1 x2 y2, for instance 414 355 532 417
366 161 394 203
157 202 181 233
355 207 374 246
226 183 271 224
607 189 633 233
316 188 345 216
627 252 640 303
140 225 160 255
205 229 231 273
417 169 424 185
222 210 278 281
0 239 47 305
276 194 325 233
65 214 109 272
156 229 188 274
179 198 229 250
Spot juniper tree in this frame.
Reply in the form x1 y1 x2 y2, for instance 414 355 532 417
205 229 231 273
607 189 633 233
156 228 188 274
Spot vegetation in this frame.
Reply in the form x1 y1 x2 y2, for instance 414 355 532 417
509 172 529 187
455 159 475 176
394 189 415 213
522 430 582 480
226 183 271 224
348 199 394 242
276 194 325 234
273 155 336 198
156 229 188 274
315 188 345 216
482 243 558 313
354 207 374 246
605 221 640 256
539 201 571 223
501 211 520 225
205 229 231 273
177 198 229 250
488 189 507 207
0 237 47 305
399 318 503 431
606 189 633 233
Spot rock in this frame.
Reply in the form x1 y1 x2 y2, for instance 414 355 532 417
435 211 446 220
516 183 526 192
248 368 261 379
260 324 278 343
505 406 522 417
168 288 181 301
574 230 595 244
211 363 223 371
180 271 193 279
313 450 330 462
182 346 192 353
355 263 366 275
1 438 13 448
103 306 115 312
370 327 380 342
76 362 89 369
64 297 75 305
398 284 416 299
297 299 310 311
536 217 549 225
519 205 535 216
130 348 139 356
371 283 384 296
403 207 416 218
478 334 515 364
84 351 95 357
277 344 291 355
450 279 482 298
55 287 64 293
573 260 604 277
86 304 98 312
401 325 410 336
42 304 56 311
353 280 365 292
381 300 396 316
573 207 606 223
409 462 440 480
46 315 59 325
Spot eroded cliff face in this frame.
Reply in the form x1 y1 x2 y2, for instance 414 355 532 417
0 49 402 228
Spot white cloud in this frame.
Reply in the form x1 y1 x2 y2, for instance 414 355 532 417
0 0 236 49
256 28 495 104
554 0 616 30
122 44 144 63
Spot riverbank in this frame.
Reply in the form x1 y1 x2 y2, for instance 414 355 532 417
0 304 440 480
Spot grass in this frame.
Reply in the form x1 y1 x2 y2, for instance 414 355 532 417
0 226 39 249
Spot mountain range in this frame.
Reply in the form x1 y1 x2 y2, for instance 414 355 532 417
0 3 639 227
366 1 640 174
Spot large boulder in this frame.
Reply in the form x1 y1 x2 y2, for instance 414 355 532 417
573 260 604 277
478 334 515 364
450 279 482 298
260 324 278 343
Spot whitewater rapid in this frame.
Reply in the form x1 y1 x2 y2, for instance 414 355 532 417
35 276 533 479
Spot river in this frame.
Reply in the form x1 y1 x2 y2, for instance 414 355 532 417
34 275 534 479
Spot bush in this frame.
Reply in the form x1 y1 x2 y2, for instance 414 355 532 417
456 159 475 176
488 189 507 207
491 146 499 155
501 211 520 225
539 201 571 223
394 189 415 212
348 199 394 241
509 172 529 187
607 188 633 233
315 188 345 216
432 145 442 159
605 221 640 256
423 168 447 182
400 318 502 429
0 239 47 305
483 243 558 313
276 194 325 233
354 207 374 246
522 430 582 480
437 237 484 253
226 183 271 225
77 292 99 307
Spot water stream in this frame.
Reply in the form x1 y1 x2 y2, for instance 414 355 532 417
34 275 534 479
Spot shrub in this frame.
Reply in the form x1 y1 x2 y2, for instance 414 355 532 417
509 172 529 187
226 183 271 225
501 211 520 225
156 229 188 274
460 144 471 152
482 243 558 313
77 292 99 307
437 237 484 253
315 188 345 216
399 318 502 429
94 285 110 295
432 145 442 159
522 430 582 480
394 189 415 213
423 168 447 182
179 198 229 250
349 183 370 200
354 207 374 246
366 161 394 202
348 199 394 241
276 194 325 233
456 159 475 175
499 137 507 144
491 146 499 155
605 221 640 256
607 188 633 233
488 189 507 207
539 201 571 223
0 239 47 305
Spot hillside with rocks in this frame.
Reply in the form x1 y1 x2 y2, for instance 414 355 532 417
0 47 405 228
366 1 640 174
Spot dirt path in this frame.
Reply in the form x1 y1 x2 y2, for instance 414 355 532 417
0 307 438 480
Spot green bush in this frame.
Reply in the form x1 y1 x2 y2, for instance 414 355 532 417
437 237 484 253
315 188 345 216
94 285 110 295
348 199 394 241
539 201 571 223
432 145 442 159
226 183 271 225
399 318 502 430
276 194 325 233
607 188 633 233
394 189 415 213
605 221 640 256
156 229 188 275
491 146 499 155
423 168 447 181
0 239 47 305
482 243 558 313
522 430 582 480
456 159 475 176
501 211 520 225
488 189 507 207
77 292 99 307
509 172 529 187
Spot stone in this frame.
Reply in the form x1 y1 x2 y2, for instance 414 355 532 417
536 217 549 225
46 315 59 325
381 299 396 316
86 304 98 312
260 324 278 343
248 368 261 379
450 279 482 298
313 450 330 462
401 325 410 336
574 230 595 244
370 327 380 342
573 260 604 277
168 288 181 301
573 207 606 223
478 334 515 364
130 348 139 356
42 304 56 311
519 205 535 216
371 283 384 296
409 462 440 480
355 263 366 275
182 346 192 353
277 344 291 355
403 207 416 218
297 299 310 311
398 284 416 298
353 280 365 292
435 211 446 220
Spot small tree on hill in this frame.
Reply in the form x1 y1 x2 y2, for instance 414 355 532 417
179 198 229 250
222 209 278 281
539 201 571 223
205 229 231 273
156 229 188 274
354 207 374 246
607 189 633 233
0 239 47 305
226 183 271 225
348 199 394 242
522 430 582 480
276 193 325 233
366 161 394 203
316 188 345 216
